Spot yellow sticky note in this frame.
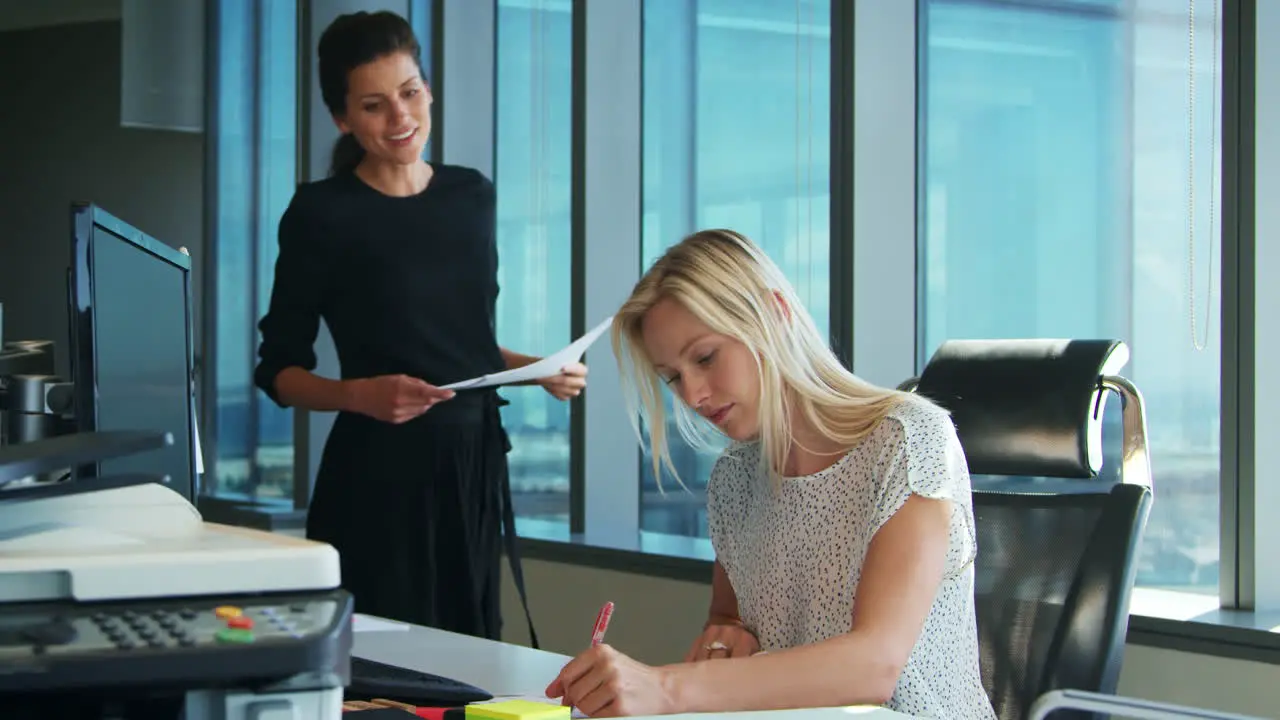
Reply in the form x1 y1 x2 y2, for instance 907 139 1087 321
465 699 571 720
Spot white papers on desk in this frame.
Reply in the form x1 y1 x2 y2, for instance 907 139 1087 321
486 695 588 719
442 316 614 391
352 613 411 633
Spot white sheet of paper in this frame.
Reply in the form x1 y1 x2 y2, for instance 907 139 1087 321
442 316 614 390
484 695 588 719
351 613 412 633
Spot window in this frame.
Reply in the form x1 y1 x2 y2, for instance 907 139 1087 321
207 0 298 503
410 1 433 162
496 0 574 527
640 0 832 538
918 0 1222 594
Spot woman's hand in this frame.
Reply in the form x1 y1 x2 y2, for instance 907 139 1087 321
539 362 588 401
346 374 454 423
685 619 760 662
545 644 677 718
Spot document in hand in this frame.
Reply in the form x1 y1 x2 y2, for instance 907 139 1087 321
442 316 614 391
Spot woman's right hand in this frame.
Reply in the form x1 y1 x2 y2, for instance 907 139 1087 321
346 374 455 424
684 618 760 662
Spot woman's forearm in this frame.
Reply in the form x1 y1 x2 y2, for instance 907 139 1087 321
274 366 358 412
500 347 540 370
667 632 900 713
499 347 543 386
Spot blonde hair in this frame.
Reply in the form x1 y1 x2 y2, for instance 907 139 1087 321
611 229 924 487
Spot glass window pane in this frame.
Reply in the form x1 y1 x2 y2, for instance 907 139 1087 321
409 0 434 161
496 0 573 527
212 0 255 498
918 0 1221 594
640 0 832 539
211 0 298 504
254 0 298 503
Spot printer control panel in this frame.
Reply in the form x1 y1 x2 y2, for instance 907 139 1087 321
0 589 354 695
69 598 336 652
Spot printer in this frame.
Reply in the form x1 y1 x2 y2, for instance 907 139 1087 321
0 429 353 719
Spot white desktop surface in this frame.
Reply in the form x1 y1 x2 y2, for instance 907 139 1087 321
350 615 916 720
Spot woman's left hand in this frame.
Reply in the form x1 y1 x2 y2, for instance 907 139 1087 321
545 644 677 718
539 361 588 401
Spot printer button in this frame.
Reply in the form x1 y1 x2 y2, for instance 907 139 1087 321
227 616 254 630
246 699 297 720
215 628 254 644
214 606 243 619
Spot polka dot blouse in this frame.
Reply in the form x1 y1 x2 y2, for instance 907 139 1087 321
706 399 997 720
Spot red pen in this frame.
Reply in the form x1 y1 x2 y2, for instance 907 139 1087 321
590 601 614 646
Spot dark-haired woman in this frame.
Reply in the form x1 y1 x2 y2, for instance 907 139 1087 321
253 10 584 642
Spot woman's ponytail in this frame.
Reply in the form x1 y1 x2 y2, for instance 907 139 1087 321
329 133 365 176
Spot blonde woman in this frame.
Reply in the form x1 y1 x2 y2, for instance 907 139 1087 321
545 230 995 719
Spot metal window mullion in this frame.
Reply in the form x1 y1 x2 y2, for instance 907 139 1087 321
573 0 642 544
852 0 918 386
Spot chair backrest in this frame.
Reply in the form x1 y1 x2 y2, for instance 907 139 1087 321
907 339 1154 720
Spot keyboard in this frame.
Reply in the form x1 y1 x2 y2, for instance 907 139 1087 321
348 655 495 706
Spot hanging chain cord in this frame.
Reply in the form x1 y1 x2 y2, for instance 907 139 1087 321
807 0 814 311
795 0 803 295
531 0 547 319
794 0 815 309
1187 0 1220 351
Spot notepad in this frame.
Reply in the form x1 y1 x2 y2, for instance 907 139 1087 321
464 699 571 720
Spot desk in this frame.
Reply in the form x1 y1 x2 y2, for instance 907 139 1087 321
351 616 916 720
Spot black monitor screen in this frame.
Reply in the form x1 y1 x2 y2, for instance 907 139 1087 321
69 204 196 501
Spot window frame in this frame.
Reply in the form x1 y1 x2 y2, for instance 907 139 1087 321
512 0 1280 663
200 0 1280 663
199 0 302 526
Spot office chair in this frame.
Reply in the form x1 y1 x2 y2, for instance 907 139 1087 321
1027 689 1269 719
900 339 1153 720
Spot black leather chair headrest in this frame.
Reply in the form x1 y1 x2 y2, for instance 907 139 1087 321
914 339 1129 478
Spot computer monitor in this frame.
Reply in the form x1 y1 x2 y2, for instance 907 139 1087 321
67 203 198 501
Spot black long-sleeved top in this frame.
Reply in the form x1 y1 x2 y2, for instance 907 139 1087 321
253 164 507 406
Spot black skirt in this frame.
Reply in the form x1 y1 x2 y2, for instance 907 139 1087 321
305 391 536 643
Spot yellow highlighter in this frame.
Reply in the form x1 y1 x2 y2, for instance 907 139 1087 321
464 699 571 720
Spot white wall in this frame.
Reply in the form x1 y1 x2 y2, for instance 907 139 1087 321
500 558 1280 718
